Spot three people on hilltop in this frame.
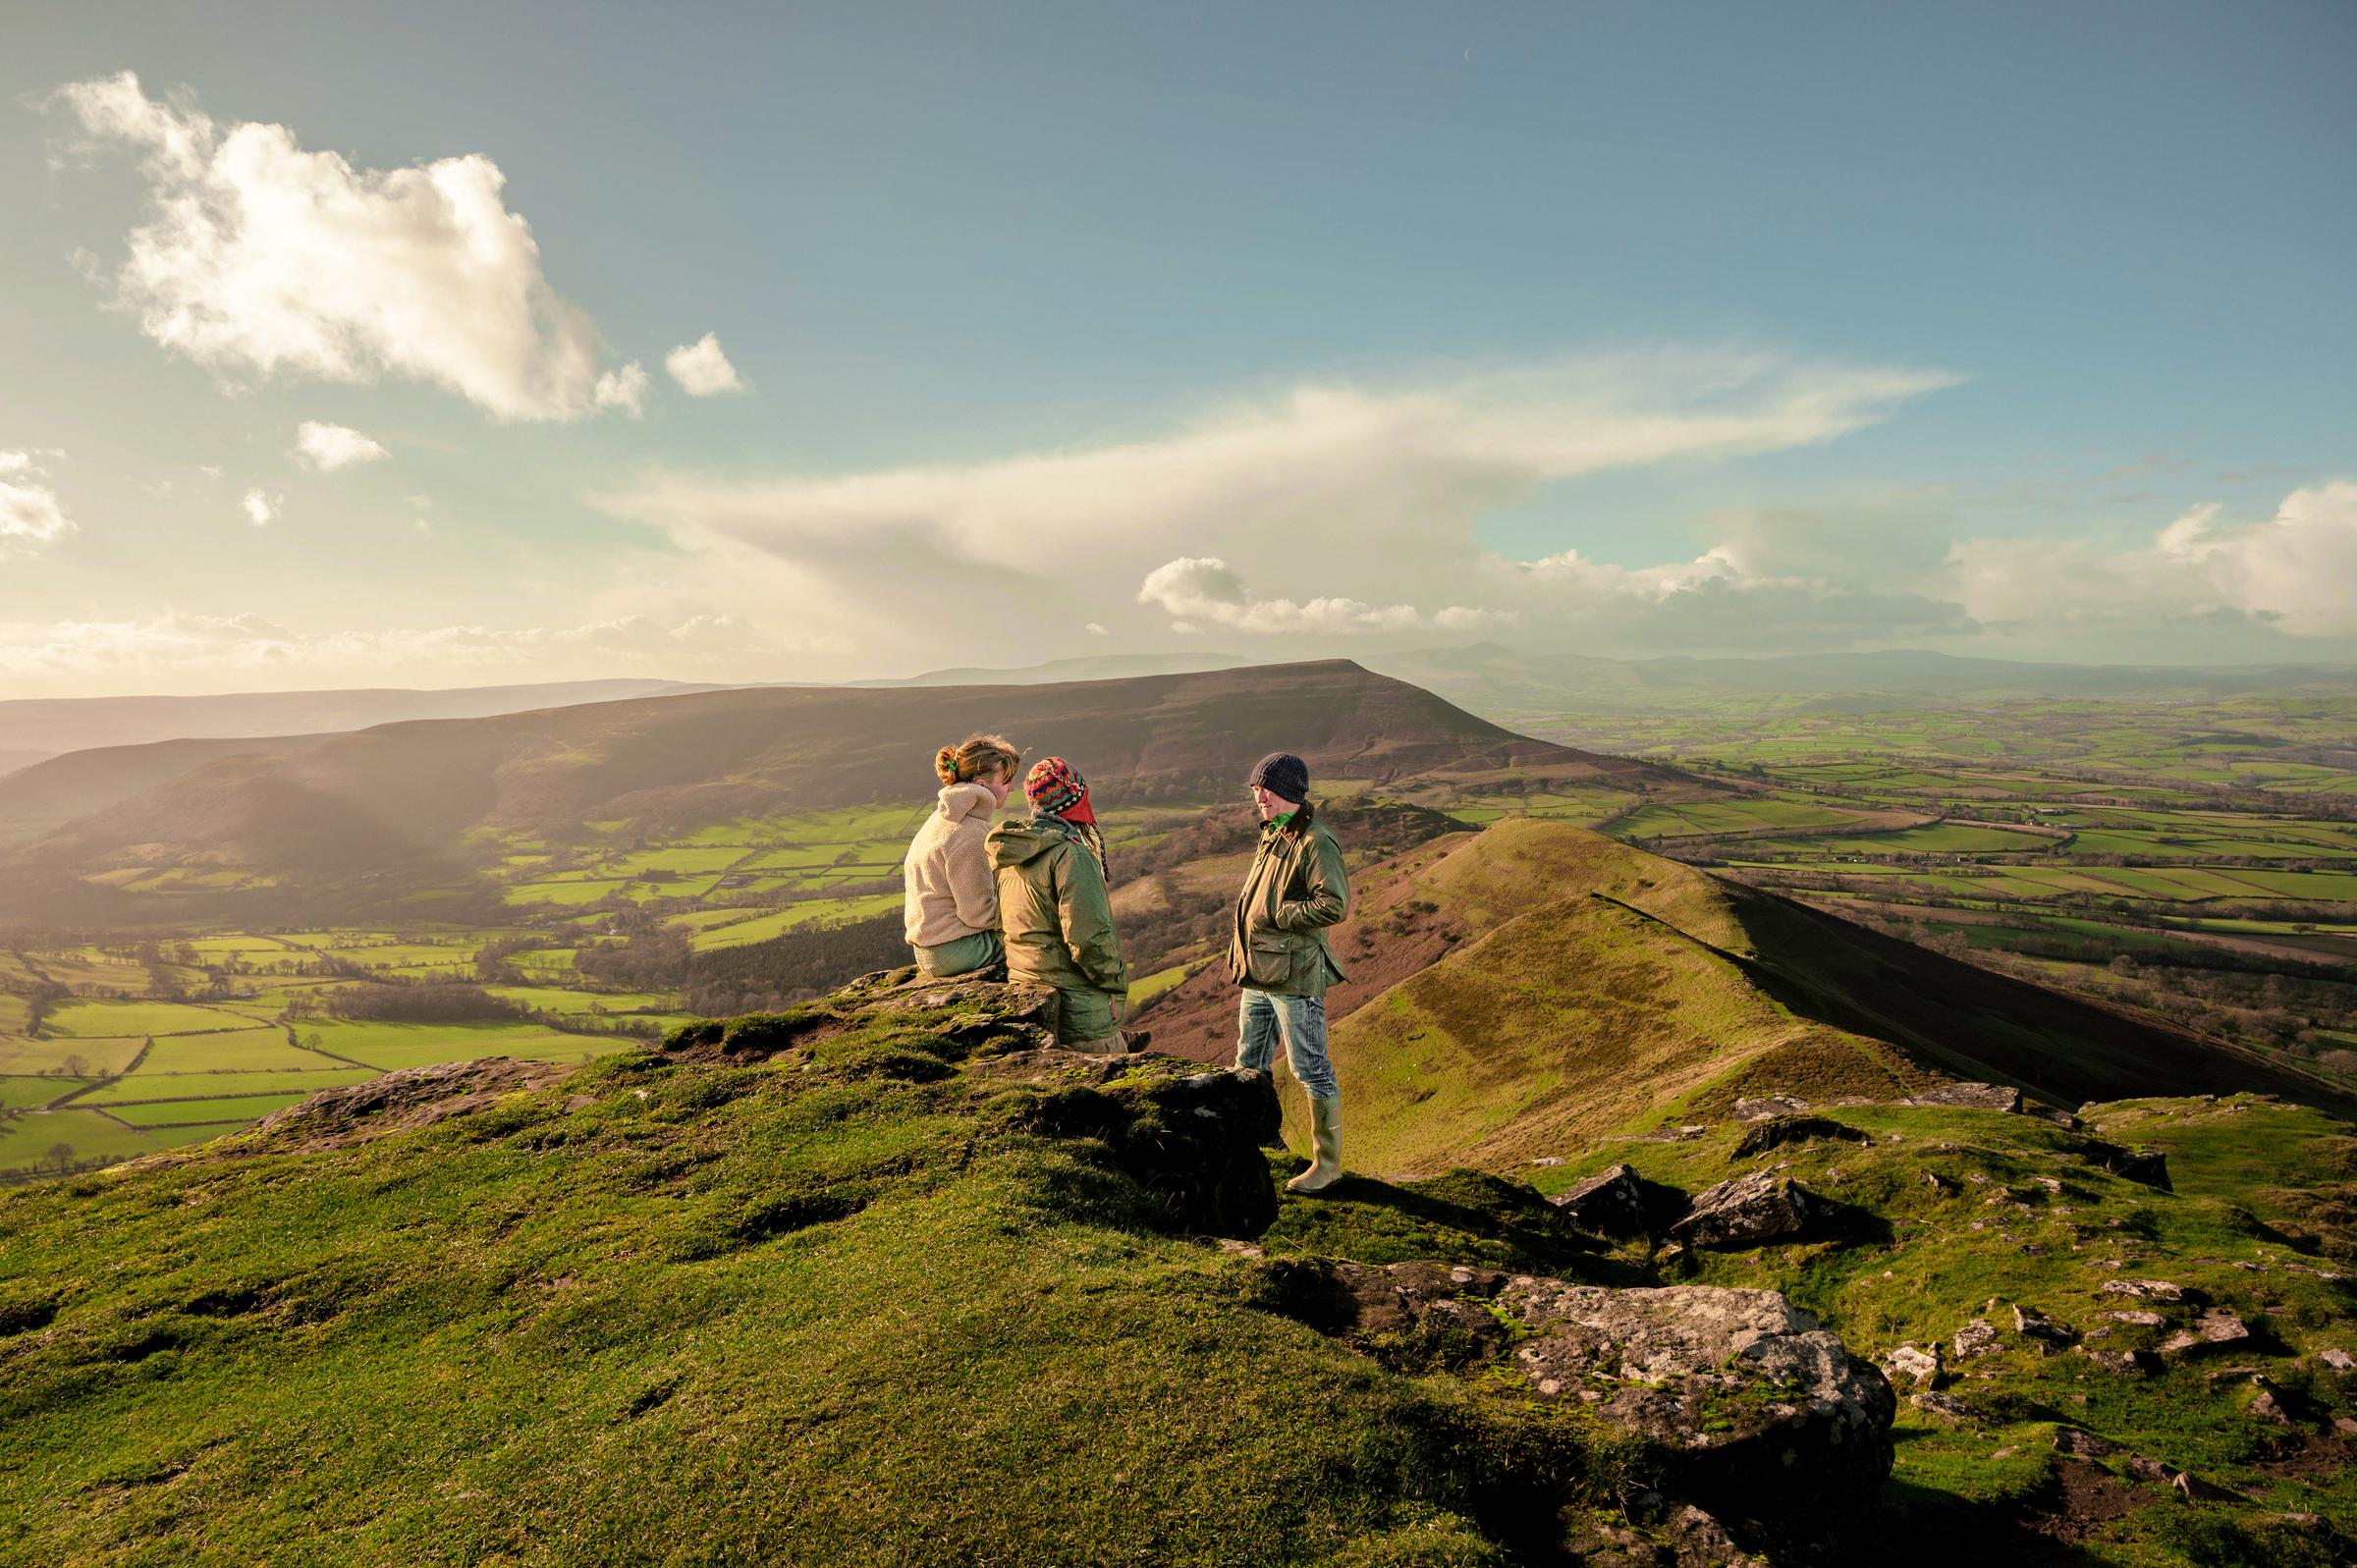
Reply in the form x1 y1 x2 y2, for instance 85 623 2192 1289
902 736 1349 1189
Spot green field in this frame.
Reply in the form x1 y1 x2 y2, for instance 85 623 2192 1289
38 1000 253 1038
80 1066 375 1104
301 1019 614 1071
103 1091 314 1127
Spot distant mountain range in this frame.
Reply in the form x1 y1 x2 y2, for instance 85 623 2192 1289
0 678 721 773
0 661 1677 926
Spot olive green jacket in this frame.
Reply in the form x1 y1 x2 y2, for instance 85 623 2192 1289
987 815 1128 996
1227 800 1349 998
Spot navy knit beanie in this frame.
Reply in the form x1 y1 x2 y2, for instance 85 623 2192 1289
1248 751 1309 803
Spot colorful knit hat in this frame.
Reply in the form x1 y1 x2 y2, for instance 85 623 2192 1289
1026 756 1107 876
1025 756 1090 818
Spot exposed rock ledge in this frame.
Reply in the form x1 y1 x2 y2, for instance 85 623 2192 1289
1271 1259 1895 1562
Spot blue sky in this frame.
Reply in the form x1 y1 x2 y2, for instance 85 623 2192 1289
2 1 2351 693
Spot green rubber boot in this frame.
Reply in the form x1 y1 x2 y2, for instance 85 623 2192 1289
1286 1096 1344 1195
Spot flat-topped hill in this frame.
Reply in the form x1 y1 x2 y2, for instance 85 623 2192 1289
0 661 1678 925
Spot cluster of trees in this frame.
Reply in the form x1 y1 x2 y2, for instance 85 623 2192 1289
576 920 691 991
310 981 524 1023
683 914 908 1016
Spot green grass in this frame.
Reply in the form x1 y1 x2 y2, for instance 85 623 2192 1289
102 1092 315 1128
0 1035 148 1077
301 1020 609 1071
139 1031 328 1074
38 1000 252 1039
0 1009 1629 1565
0 1079 75 1112
80 1068 376 1105
686 894 904 951
0 1108 181 1173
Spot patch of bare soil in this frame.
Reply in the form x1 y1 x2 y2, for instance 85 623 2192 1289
1130 835 1474 1064
2004 1455 2156 1546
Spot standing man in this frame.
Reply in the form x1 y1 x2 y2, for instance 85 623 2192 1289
1229 751 1350 1194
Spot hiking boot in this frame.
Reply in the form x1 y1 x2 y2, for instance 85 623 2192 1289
1286 1096 1343 1195
1116 1029 1152 1054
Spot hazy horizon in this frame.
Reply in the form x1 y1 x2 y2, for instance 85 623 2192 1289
4 2 2352 697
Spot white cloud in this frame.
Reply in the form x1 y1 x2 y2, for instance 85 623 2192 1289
593 362 649 417
664 333 746 396
241 488 279 526
600 351 1955 627
1 450 78 556
54 71 625 422
197 464 224 479
1084 622 1109 636
1948 480 2357 637
1137 556 1495 635
292 420 389 471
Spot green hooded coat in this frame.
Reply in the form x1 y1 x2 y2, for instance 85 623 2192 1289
1227 799 1349 998
986 815 1128 997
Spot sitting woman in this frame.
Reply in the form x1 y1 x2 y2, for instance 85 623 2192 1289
988 756 1141 1052
903 732 1022 978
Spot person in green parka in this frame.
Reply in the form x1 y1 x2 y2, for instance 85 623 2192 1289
988 756 1144 1052
1229 750 1350 1193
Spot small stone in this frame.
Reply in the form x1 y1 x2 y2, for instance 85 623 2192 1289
2248 1387 2291 1426
2333 1417 2357 1436
1952 1320 2001 1359
1921 1170 1946 1193
1528 1156 1562 1167
1904 1082 2024 1112
2158 1309 2250 1356
2099 1278 2186 1303
2053 1429 2122 1457
2013 1304 2076 1349
1884 1343 1941 1385
2318 1348 2354 1372
2083 1348 2151 1378
1911 1391 1977 1421
2103 1310 2164 1326
1991 1445 2019 1460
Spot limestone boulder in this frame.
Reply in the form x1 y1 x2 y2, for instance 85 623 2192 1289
1552 1162 1691 1239
1904 1082 2025 1112
1272 1264 1894 1562
1730 1115 1870 1160
1670 1171 1841 1250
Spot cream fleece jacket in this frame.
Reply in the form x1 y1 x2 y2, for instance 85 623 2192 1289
904 783 1001 946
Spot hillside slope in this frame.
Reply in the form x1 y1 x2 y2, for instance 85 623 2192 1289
1140 820 2345 1173
0 662 1681 926
0 733 335 847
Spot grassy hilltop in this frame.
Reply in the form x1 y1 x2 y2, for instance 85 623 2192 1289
4 968 2353 1566
1135 819 2344 1173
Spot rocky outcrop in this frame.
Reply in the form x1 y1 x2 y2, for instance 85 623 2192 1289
250 1056 573 1149
1903 1082 2024 1112
1551 1162 1691 1239
1669 1171 1843 1250
663 967 1059 1064
2079 1138 2171 1190
1271 1260 1894 1562
1730 1115 1870 1159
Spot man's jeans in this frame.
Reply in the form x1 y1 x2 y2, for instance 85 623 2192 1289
1234 989 1336 1100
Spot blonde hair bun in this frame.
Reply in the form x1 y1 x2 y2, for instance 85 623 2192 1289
935 732 1021 787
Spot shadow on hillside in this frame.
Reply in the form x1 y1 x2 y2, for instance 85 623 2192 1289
1712 886 2357 1116
1877 1464 2120 1568
1261 1167 1643 1283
